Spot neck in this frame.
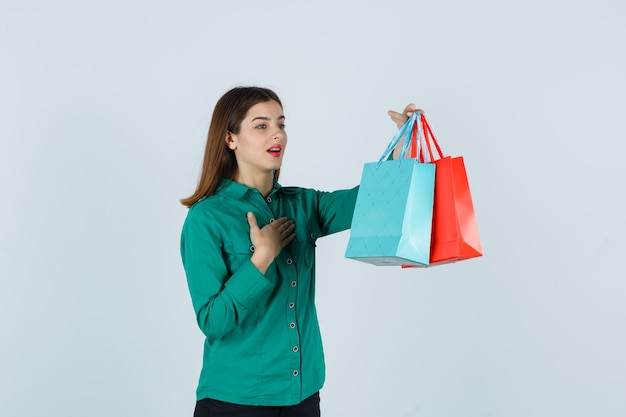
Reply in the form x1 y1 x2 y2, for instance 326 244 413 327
234 171 275 197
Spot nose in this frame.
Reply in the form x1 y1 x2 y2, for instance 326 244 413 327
273 129 284 141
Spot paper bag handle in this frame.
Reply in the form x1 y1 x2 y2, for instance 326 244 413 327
411 114 445 162
377 112 423 166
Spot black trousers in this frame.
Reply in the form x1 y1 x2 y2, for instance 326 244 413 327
193 392 320 417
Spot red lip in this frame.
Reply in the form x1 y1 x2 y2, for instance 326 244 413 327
267 144 282 157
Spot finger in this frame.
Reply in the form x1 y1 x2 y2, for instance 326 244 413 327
277 219 294 230
402 103 415 116
403 109 424 118
281 232 296 247
399 104 425 117
271 216 292 226
247 212 259 230
387 111 407 124
268 218 287 231
388 111 409 129
280 222 296 237
387 110 405 120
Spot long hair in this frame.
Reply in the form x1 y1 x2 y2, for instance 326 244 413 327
181 87 283 207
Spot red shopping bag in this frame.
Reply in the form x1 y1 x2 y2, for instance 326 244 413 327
404 114 482 267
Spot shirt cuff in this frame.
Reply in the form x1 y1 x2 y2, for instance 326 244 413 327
224 260 273 308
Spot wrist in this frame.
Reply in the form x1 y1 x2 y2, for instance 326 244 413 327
250 249 275 274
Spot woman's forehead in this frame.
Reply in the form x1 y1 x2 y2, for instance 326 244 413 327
245 100 284 118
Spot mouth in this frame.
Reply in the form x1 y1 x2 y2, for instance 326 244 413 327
267 145 282 157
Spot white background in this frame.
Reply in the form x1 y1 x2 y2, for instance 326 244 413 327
1 1 625 416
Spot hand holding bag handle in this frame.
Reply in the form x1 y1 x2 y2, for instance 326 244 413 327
377 112 424 166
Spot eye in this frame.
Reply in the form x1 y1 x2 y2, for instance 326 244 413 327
279 123 286 129
255 124 267 129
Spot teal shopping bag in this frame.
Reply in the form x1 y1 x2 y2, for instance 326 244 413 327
345 114 435 266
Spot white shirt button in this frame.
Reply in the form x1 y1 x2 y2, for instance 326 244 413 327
288 302 295 308
289 322 296 329
286 259 293 265
291 281 297 287
293 346 299 352
266 197 272 203
293 370 299 376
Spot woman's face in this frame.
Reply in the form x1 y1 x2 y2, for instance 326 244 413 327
226 100 287 178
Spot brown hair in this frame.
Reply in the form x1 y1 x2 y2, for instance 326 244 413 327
181 86 283 207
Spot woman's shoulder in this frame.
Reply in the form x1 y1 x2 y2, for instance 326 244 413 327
279 186 325 203
193 193 226 206
280 185 316 195
280 185 356 198
186 194 227 218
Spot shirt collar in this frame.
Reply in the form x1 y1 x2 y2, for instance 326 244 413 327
216 179 282 200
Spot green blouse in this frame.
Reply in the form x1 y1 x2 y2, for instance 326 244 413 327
180 179 358 406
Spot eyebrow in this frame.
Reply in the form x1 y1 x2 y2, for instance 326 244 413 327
250 115 286 122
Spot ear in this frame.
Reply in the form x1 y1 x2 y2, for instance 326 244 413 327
225 131 237 150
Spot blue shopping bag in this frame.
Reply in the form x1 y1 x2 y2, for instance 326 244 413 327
345 114 436 266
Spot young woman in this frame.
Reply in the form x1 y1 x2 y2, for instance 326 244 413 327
180 86 418 417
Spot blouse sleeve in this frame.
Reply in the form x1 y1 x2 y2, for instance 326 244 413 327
180 206 273 342
316 186 359 237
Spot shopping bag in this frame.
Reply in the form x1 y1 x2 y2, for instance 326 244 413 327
345 113 435 266
405 114 482 267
